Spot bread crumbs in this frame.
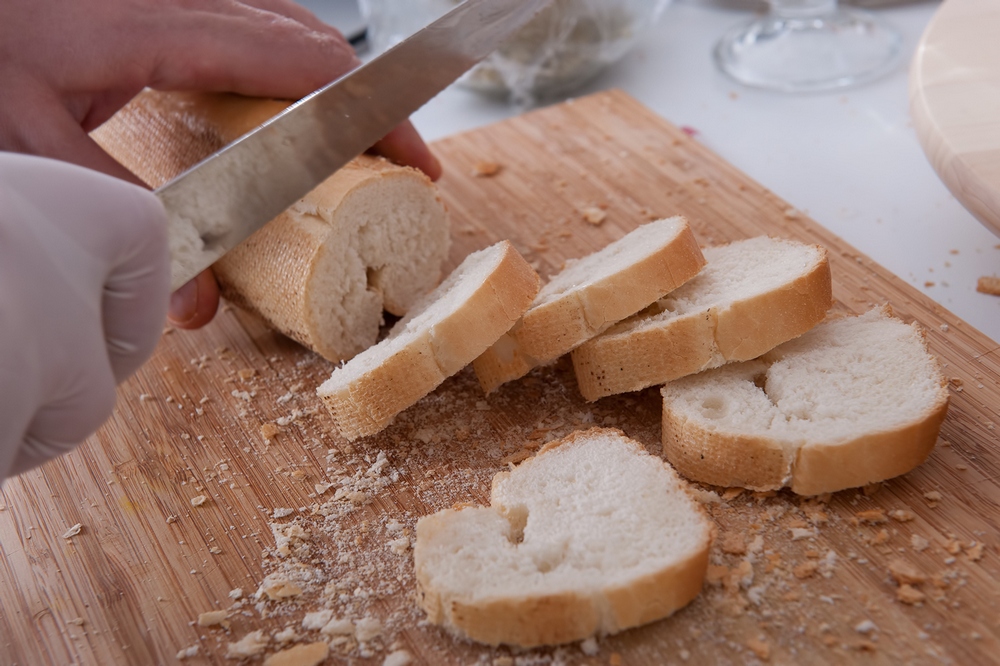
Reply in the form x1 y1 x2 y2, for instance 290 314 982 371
262 642 329 666
888 509 915 522
976 276 1000 296
581 206 608 225
197 610 228 627
189 495 208 507
383 649 413 666
747 637 771 660
227 630 269 658
471 161 503 177
897 585 926 605
62 523 83 539
888 559 926 585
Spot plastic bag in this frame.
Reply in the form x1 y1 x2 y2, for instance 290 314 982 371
361 0 671 105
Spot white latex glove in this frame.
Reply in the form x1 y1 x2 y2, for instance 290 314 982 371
0 153 169 480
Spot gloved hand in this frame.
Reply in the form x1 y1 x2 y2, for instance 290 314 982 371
0 153 170 480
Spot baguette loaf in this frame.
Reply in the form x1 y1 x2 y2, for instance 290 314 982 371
317 241 539 441
473 217 705 394
660 307 949 496
572 237 832 401
414 428 713 647
92 90 450 362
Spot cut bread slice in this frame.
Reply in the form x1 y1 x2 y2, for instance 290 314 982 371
572 236 832 401
317 241 539 441
660 307 949 496
473 217 705 394
92 90 450 362
414 427 713 648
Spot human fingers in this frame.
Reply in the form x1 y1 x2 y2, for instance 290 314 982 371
0 78 148 183
168 270 222 330
372 121 443 182
235 0 340 34
147 4 360 101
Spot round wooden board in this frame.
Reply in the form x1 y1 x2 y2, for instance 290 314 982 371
911 0 1000 238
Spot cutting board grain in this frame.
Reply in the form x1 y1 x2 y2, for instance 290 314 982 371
2 90 999 666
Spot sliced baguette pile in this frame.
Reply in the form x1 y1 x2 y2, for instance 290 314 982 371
572 236 832 401
414 428 713 648
473 217 706 394
661 306 950 496
318 241 539 441
93 90 450 362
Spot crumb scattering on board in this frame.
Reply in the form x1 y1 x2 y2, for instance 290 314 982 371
471 161 503 177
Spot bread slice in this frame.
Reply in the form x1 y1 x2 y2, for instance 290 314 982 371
572 237 832 401
414 428 713 647
473 217 705 393
317 241 539 441
660 307 949 496
93 90 450 362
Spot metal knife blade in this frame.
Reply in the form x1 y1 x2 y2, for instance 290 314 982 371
157 0 551 290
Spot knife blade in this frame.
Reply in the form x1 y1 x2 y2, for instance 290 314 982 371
157 0 551 290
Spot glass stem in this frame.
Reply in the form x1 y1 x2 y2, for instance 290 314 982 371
770 0 838 19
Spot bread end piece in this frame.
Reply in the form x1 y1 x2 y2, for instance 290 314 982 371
216 156 451 362
317 241 539 441
474 217 705 394
414 427 713 647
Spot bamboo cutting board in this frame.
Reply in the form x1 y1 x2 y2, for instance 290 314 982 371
1 90 999 666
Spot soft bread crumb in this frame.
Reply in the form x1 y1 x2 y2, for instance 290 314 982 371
227 630 269 658
62 523 83 539
190 495 208 507
581 206 607 225
197 610 228 627
383 650 413 666
888 559 926 585
897 585 926 605
471 161 503 177
262 642 329 666
176 645 199 660
746 637 771 660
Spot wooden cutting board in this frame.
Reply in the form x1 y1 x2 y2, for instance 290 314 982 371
911 0 1000 238
2 89 998 666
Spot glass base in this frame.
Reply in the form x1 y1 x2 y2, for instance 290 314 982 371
714 7 902 93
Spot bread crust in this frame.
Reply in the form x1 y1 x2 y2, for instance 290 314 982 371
791 397 949 495
415 428 713 647
93 89 450 362
573 241 833 401
660 313 950 496
318 241 540 441
474 218 706 393
215 158 448 360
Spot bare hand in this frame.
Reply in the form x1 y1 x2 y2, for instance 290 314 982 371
0 0 442 330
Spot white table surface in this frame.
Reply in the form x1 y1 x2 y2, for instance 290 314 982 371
301 0 1000 344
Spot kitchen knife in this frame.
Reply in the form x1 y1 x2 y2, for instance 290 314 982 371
156 0 551 291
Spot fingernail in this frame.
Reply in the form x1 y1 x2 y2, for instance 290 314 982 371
168 279 199 326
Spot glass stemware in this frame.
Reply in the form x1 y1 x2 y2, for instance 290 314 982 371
714 0 902 93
